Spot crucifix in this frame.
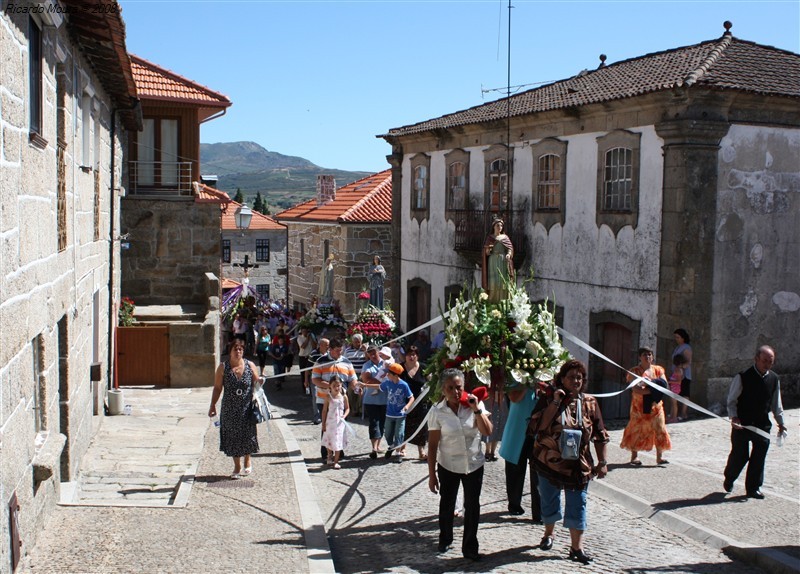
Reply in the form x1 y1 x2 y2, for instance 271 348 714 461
233 254 259 279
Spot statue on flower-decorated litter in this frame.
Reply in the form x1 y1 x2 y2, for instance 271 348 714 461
318 254 335 303
482 217 515 303
368 255 386 309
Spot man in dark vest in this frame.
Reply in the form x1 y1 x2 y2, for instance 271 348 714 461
723 345 786 499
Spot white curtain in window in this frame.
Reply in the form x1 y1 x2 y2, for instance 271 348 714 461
137 119 155 186
161 119 179 186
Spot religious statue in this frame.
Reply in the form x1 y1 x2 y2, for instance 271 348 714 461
368 255 386 309
481 217 515 303
318 254 335 302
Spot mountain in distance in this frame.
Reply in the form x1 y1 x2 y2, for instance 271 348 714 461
200 141 372 211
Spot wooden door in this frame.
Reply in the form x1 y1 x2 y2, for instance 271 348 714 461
594 323 632 420
117 326 170 386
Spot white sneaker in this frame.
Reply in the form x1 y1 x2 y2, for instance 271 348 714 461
305 387 311 395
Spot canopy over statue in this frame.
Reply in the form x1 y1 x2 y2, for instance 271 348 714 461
481 217 515 303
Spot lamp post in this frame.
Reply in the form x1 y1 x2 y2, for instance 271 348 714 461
234 203 253 234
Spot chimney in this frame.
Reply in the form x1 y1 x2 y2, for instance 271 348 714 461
316 175 336 206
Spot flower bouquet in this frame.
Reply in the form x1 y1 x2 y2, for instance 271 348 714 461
119 297 136 326
297 303 347 335
424 281 569 403
347 307 398 347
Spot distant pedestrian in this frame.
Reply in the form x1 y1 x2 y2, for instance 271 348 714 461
399 346 429 460
672 328 693 420
321 376 350 470
427 368 492 561
256 327 271 377
270 329 289 389
667 353 687 423
296 327 316 395
208 335 259 479
620 347 671 466
723 345 786 499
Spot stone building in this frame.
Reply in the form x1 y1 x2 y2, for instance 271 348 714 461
221 201 288 301
0 4 139 571
381 24 800 412
118 55 231 388
276 170 393 319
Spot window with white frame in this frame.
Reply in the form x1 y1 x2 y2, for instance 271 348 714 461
537 154 561 209
602 147 633 211
445 148 469 218
409 154 430 222
222 239 231 263
256 284 270 299
488 158 508 211
595 130 641 232
531 138 568 229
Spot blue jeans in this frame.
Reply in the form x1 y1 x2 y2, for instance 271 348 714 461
536 473 588 530
384 416 406 449
364 403 387 440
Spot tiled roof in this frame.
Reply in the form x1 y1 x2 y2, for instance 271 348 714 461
222 200 286 231
193 182 231 204
130 55 231 108
384 32 800 137
275 170 392 224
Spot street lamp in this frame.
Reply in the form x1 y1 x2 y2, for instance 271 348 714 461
234 203 253 233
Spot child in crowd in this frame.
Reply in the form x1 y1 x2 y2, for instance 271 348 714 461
380 362 414 459
668 353 686 423
321 376 350 469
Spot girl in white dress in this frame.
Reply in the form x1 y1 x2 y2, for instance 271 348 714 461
321 376 350 469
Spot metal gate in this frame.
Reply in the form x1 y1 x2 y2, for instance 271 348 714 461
117 326 170 386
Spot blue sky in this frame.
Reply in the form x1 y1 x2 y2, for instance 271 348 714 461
120 1 799 173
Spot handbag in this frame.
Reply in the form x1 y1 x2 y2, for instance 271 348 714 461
559 399 582 461
248 379 271 424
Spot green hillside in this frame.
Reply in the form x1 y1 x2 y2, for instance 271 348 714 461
200 141 372 211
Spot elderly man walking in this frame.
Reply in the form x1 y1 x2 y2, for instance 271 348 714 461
723 345 786 499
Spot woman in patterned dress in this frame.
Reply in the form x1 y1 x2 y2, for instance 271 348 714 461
209 335 260 479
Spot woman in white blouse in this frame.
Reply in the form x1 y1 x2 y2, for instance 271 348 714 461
427 369 493 561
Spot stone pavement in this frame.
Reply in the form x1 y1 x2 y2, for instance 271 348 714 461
18 371 798 573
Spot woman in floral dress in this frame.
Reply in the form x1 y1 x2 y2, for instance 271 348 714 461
620 347 671 465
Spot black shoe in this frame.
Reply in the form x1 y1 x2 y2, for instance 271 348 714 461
508 507 525 516
463 551 481 561
569 548 593 564
312 418 321 425
437 540 452 553
532 516 542 524
747 490 765 499
539 536 553 550
385 449 394 459
723 479 733 493
369 451 377 459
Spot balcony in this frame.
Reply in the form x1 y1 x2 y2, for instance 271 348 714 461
128 161 193 197
452 208 527 267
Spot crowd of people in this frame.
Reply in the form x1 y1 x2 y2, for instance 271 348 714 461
210 322 787 565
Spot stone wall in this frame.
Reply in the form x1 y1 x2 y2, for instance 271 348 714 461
0 11 123 569
221 227 287 301
285 223 393 319
120 198 222 305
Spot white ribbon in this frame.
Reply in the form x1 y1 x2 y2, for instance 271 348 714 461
557 326 772 441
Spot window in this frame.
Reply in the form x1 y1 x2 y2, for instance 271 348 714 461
409 154 430 223
32 335 44 433
603 148 633 210
222 239 231 263
484 145 512 212
135 117 181 188
81 93 92 167
300 238 305 267
445 148 469 219
28 17 45 147
256 284 270 299
256 239 270 262
531 138 567 229
596 130 641 233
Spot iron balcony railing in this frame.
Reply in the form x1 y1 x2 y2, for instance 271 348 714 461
129 161 193 196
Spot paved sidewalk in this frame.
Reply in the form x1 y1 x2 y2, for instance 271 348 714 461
600 408 800 573
19 384 328 573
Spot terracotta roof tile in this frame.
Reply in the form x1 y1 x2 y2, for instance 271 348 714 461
222 278 242 289
221 200 286 231
384 34 800 137
130 55 231 108
194 182 231 204
275 170 392 224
